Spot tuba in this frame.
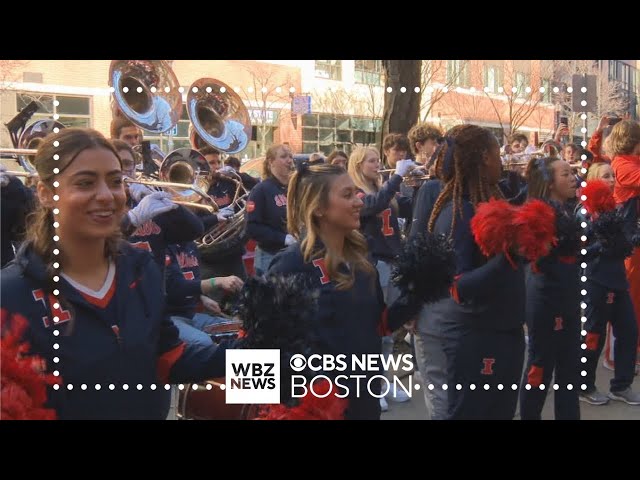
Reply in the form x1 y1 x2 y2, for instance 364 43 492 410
110 61 217 213
186 78 252 154
2 101 65 176
186 78 252 259
109 60 182 133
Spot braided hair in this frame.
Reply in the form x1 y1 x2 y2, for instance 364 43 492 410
428 125 504 235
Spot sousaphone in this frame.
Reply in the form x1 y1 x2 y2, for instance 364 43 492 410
187 78 252 259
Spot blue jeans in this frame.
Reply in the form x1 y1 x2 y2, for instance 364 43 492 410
254 247 277 276
171 313 228 348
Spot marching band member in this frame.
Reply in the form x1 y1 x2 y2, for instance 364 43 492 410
0 128 233 419
268 162 418 420
164 238 244 347
198 146 247 280
518 156 581 420
407 122 443 168
110 116 142 148
428 125 525 420
1 165 36 268
326 150 349 170
578 172 639 406
348 146 414 408
246 144 295 275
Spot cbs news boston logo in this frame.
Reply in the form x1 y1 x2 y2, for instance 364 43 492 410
225 349 281 404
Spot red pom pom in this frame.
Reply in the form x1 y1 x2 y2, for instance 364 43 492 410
1 309 60 420
582 179 616 215
471 198 519 259
254 379 348 420
513 200 557 263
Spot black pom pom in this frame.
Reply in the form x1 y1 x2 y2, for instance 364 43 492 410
232 273 320 407
234 273 318 353
593 210 633 259
550 201 580 257
391 232 456 304
633 219 640 248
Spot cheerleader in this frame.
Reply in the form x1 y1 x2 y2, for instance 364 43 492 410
268 162 416 420
518 156 581 420
1 128 234 420
578 165 639 405
428 125 525 420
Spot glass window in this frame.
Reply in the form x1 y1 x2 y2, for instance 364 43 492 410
302 128 318 141
315 61 342 81
319 115 335 128
355 60 384 86
16 93 91 128
57 96 90 115
447 60 470 87
302 114 318 127
484 65 502 93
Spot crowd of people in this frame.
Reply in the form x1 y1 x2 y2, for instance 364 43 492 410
1 108 639 420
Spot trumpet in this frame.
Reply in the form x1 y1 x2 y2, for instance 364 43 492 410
378 167 431 187
2 170 34 178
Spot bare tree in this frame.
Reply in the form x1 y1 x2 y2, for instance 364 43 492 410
483 60 554 142
553 60 629 141
0 60 27 92
311 86 357 116
235 62 292 155
420 60 470 121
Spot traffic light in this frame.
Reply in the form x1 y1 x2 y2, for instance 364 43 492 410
571 74 598 113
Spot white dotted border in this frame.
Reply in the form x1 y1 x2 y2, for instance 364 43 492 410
51 83 592 393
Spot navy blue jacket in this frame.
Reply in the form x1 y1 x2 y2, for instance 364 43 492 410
409 178 443 240
126 205 204 270
165 241 203 319
357 174 411 262
619 196 640 243
1 242 231 420
207 177 237 209
1 176 36 268
433 198 525 332
577 205 629 290
246 176 288 254
269 243 401 420
527 202 581 315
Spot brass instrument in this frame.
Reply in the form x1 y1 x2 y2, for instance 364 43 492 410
109 60 182 133
110 61 253 258
186 78 251 154
378 167 431 187
197 170 248 250
124 148 219 213
1 119 66 174
2 170 33 178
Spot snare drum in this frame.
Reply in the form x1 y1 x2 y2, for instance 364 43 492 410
177 379 259 420
177 319 258 420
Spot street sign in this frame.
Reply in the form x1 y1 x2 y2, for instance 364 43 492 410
292 95 312 115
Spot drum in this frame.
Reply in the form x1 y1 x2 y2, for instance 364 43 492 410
176 318 260 420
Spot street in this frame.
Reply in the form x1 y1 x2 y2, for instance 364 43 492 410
382 359 640 420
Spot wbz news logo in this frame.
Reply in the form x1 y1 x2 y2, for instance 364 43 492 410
225 349 280 404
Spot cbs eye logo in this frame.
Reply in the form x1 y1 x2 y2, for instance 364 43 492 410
225 349 280 404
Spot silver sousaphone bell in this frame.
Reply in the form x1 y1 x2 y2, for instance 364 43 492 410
109 60 183 133
187 78 252 154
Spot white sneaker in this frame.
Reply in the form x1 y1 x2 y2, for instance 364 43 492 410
380 396 389 412
388 386 411 403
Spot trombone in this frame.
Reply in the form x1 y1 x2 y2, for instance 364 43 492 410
124 177 218 213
